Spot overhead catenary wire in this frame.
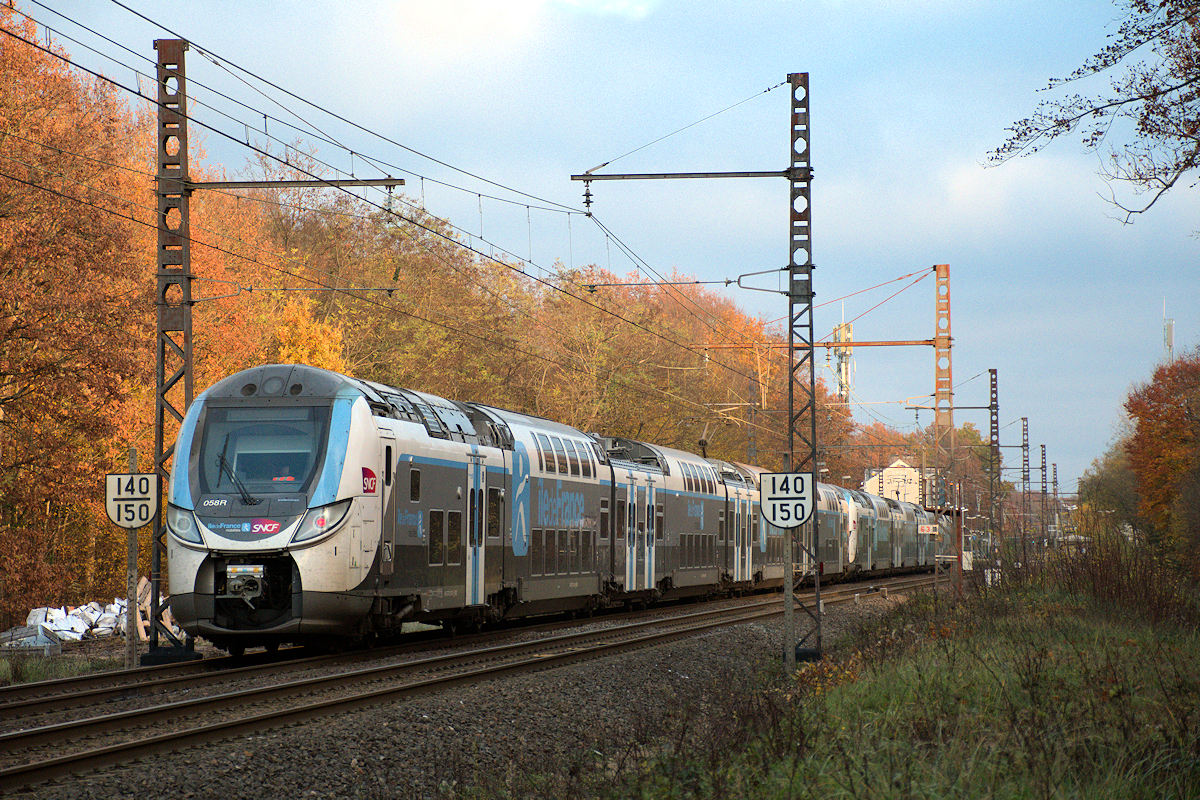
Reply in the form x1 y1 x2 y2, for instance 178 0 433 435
0 22 767 393
0 163 780 433
583 79 788 175
99 0 580 215
15 3 789 361
21 0 579 216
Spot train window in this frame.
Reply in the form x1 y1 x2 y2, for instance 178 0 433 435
550 437 569 474
475 488 485 546
410 469 421 502
616 499 627 540
565 441 581 477
447 511 463 565
599 499 610 540
531 528 543 575
584 530 594 572
487 488 502 539
384 446 392 487
557 530 568 574
655 503 664 542
468 490 478 548
580 448 593 478
569 530 579 573
429 510 444 566
718 510 725 543
534 434 554 473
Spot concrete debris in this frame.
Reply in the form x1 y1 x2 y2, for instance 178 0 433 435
2 576 184 650
0 624 62 656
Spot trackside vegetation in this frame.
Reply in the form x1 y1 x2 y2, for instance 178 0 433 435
462 530 1200 799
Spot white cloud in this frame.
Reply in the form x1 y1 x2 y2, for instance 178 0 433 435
551 0 659 18
381 0 657 64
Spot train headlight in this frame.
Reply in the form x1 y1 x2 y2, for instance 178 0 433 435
166 504 203 544
291 499 352 544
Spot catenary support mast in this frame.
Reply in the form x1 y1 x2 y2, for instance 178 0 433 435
572 73 819 673
147 40 401 663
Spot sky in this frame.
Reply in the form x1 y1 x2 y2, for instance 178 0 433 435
25 0 1199 493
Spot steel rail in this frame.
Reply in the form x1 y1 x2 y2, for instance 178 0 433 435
0 574 936 793
0 593 778 717
0 573 935 719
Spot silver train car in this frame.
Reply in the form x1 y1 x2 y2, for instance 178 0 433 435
166 365 948 653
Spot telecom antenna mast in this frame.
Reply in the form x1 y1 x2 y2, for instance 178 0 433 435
573 73 819 673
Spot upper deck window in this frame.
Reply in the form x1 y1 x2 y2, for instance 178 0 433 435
550 436 570 474
564 440 582 476
535 433 555 473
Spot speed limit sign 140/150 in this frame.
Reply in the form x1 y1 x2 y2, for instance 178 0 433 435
105 473 160 530
760 472 814 529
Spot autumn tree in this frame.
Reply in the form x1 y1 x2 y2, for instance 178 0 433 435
1079 428 1145 532
1123 347 1200 570
993 1 1200 219
0 7 154 619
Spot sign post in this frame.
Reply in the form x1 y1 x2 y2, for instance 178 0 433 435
106 471 159 667
760 472 816 672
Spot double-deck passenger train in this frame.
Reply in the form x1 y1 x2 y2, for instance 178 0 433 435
166 364 948 654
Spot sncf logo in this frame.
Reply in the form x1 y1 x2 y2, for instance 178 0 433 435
251 518 281 535
362 468 378 495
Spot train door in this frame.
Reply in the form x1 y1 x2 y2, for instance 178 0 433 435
731 494 746 582
465 452 486 606
484 454 504 593
625 473 653 591
841 490 857 573
378 434 396 580
613 478 627 589
645 480 657 589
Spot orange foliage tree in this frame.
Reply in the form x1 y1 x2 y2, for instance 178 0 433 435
0 13 349 619
1124 348 1200 570
0 7 153 619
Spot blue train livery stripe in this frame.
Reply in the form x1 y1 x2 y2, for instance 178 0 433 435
169 393 207 509
510 440 531 556
310 395 355 507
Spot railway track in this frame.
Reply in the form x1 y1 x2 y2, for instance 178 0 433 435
0 573 933 793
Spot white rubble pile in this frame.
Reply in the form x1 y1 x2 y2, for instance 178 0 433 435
3 577 184 649
22 600 131 642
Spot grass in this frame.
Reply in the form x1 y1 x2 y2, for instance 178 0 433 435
0 652 124 686
454 531 1200 799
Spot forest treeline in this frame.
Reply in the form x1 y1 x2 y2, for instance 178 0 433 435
1080 349 1200 577
0 9 996 621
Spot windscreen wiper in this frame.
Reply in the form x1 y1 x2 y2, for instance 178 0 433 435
217 452 261 506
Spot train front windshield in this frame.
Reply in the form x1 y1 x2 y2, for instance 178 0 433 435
195 405 331 497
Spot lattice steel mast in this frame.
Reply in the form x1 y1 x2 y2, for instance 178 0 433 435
147 40 400 662
572 73 819 672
